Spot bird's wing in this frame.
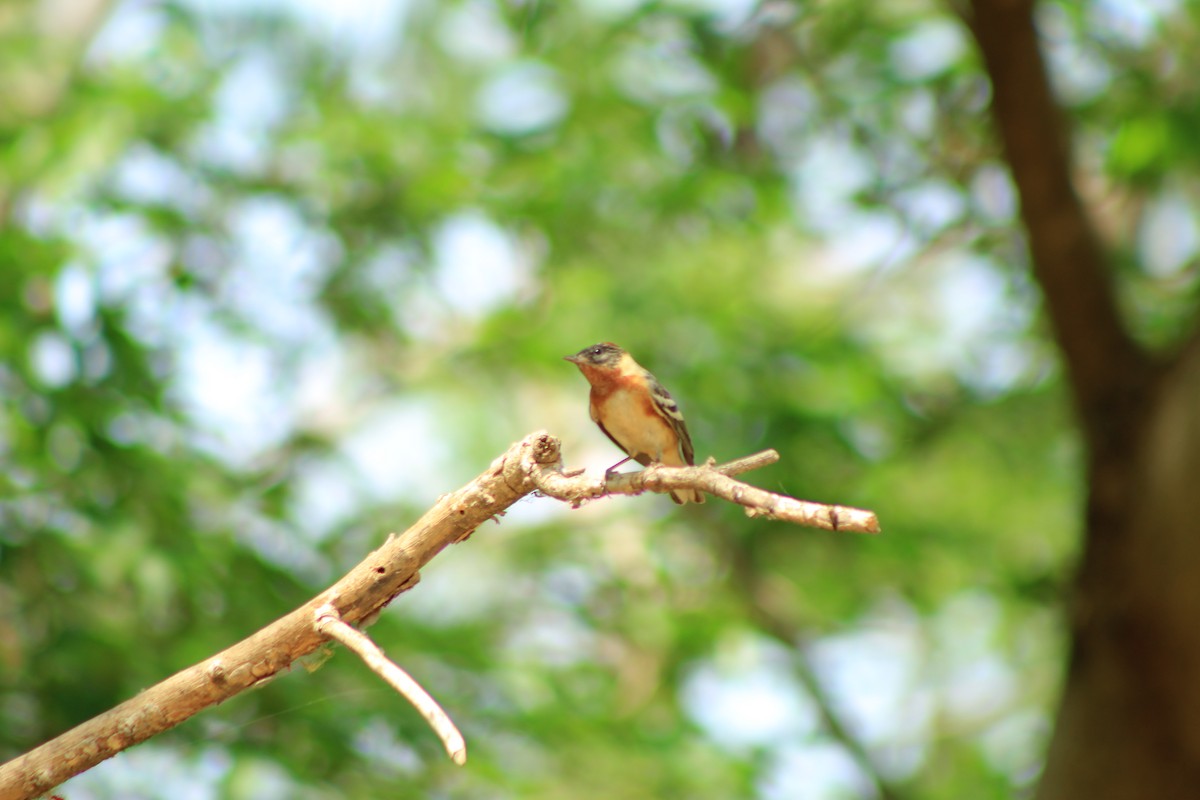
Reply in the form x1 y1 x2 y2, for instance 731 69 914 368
647 372 695 465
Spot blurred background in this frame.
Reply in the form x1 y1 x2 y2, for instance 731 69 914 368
0 0 1193 797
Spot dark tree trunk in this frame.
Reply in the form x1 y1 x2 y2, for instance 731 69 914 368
967 0 1200 796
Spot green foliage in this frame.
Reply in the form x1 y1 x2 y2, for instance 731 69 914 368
0 0 1189 797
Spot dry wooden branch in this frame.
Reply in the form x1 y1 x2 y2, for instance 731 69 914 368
531 447 880 533
0 431 880 800
314 605 467 765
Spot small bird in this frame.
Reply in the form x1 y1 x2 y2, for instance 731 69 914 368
564 342 705 504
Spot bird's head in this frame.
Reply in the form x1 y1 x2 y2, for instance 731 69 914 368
564 342 625 369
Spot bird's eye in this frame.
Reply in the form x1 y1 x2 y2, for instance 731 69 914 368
591 346 603 356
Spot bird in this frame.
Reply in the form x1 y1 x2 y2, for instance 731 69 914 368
564 342 705 504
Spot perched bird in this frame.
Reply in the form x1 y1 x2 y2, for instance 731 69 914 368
564 342 704 504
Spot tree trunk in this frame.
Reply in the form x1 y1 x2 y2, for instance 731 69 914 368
967 0 1200 795
1039 346 1200 798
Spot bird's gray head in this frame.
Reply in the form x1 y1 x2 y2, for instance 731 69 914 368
564 342 625 368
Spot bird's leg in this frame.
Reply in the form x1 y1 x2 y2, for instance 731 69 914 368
604 455 633 478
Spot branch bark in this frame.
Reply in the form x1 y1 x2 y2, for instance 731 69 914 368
533 449 880 533
0 432 879 800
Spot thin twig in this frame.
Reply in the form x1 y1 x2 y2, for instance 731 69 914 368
314 605 466 766
709 448 781 475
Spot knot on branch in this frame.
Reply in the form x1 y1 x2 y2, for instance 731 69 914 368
531 433 562 464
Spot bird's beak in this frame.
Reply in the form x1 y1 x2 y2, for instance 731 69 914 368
564 354 582 364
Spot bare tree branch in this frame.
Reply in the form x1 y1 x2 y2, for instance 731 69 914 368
0 431 880 800
533 449 881 533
